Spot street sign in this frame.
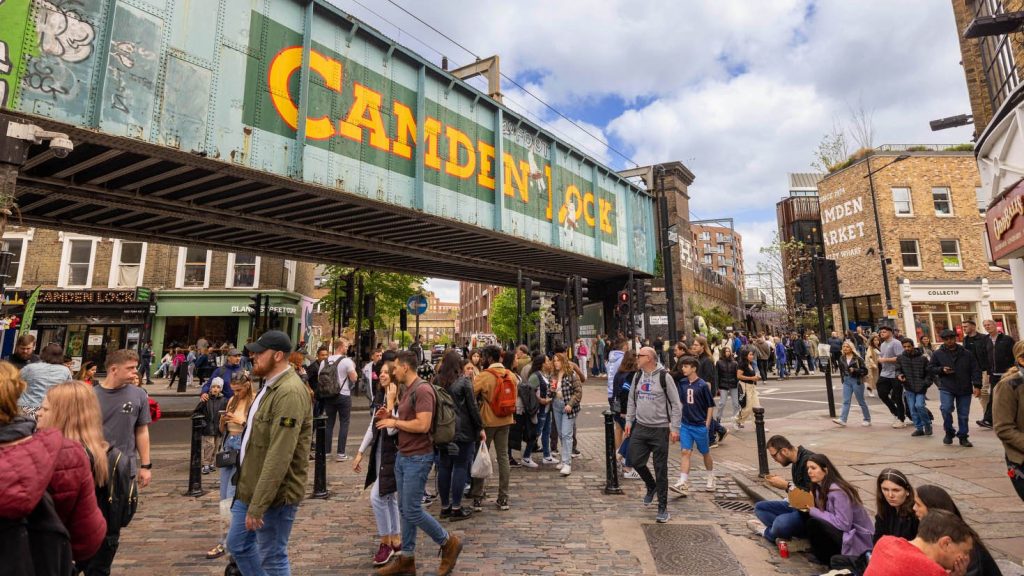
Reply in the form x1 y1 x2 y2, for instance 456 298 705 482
667 224 679 246
406 294 428 316
886 309 900 319
649 315 668 326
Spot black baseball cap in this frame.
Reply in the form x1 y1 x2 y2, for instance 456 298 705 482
940 329 957 339
245 330 292 354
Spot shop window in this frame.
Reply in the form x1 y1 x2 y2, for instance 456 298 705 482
177 247 211 288
940 239 962 270
891 187 913 216
110 240 146 288
228 253 260 289
1 237 25 288
59 235 97 288
976 187 987 214
900 240 920 269
932 187 953 216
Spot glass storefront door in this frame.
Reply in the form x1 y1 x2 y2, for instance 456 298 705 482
991 301 1019 339
912 302 977 342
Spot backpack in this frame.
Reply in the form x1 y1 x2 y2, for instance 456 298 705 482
316 357 345 399
0 491 74 576
519 375 540 417
100 447 138 531
410 380 458 446
485 368 518 418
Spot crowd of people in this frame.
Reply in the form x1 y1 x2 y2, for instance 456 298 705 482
750 435 1003 575
2 315 1022 576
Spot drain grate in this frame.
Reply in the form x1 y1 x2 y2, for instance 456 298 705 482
643 523 746 575
713 499 755 512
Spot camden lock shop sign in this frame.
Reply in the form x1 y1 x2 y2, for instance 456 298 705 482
986 181 1024 260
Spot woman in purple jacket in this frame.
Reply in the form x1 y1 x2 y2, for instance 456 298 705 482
803 453 874 566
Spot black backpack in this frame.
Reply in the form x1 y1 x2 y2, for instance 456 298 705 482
99 447 138 532
316 358 345 398
0 491 74 576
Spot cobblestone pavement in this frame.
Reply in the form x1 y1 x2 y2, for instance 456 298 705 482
116 429 823 575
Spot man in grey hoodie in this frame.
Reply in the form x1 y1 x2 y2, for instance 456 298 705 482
624 346 682 523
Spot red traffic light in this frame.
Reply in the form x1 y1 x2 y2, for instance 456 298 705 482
618 290 630 303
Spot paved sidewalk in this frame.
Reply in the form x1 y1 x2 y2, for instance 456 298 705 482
714 397 1024 573
115 432 822 575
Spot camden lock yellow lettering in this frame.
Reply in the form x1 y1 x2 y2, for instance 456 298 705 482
266 47 614 235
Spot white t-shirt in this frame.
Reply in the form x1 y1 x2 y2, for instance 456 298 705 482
326 355 357 396
240 369 286 465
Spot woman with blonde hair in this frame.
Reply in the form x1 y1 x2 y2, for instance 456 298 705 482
549 352 583 476
205 370 255 559
864 334 881 398
833 340 871 427
0 363 106 569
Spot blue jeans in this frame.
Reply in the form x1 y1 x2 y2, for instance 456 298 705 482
905 390 929 430
840 377 871 423
524 408 551 460
776 359 788 378
438 440 474 509
939 390 972 438
226 500 298 576
754 499 805 542
551 398 575 467
219 434 242 501
395 453 448 554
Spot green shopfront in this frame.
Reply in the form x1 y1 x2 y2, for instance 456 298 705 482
150 291 303 357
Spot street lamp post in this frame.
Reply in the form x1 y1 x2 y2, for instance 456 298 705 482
865 154 910 322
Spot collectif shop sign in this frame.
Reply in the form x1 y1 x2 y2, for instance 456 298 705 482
986 180 1024 261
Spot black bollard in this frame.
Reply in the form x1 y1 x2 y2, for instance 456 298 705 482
184 413 206 497
311 415 329 499
754 407 769 478
602 410 623 495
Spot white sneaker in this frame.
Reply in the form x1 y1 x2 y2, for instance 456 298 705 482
891 420 907 429
623 469 641 480
705 475 716 492
862 420 871 427
521 457 538 468
832 418 846 427
747 518 767 537
669 480 689 496
541 456 559 465
335 453 348 462
559 465 572 476
867 389 876 397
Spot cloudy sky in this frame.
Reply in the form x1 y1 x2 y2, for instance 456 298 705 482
337 0 975 303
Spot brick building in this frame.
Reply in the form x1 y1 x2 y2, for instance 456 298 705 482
691 224 745 292
458 282 501 339
950 0 1024 340
1 226 316 369
816 149 1015 339
416 291 458 343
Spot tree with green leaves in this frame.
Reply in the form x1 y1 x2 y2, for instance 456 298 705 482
320 266 427 334
489 288 541 344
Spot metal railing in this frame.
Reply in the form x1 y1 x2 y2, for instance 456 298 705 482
974 0 1021 113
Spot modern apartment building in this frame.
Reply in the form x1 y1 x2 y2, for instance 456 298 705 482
458 282 502 339
691 224 745 292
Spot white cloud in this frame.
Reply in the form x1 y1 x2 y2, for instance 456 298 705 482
338 0 978 276
424 278 460 303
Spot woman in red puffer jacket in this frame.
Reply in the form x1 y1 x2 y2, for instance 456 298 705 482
0 361 106 568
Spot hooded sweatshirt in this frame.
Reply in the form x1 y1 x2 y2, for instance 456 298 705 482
0 420 106 562
625 365 681 429
606 349 625 399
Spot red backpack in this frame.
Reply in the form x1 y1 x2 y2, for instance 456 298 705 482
485 368 517 418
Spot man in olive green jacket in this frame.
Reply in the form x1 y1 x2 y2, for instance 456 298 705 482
227 330 312 576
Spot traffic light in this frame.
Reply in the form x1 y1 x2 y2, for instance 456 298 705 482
798 273 816 307
249 293 263 321
554 294 567 322
523 277 541 314
363 293 376 319
341 271 356 325
574 276 589 309
817 259 841 306
617 289 631 317
399 308 408 332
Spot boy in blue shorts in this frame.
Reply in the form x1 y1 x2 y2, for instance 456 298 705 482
670 356 716 497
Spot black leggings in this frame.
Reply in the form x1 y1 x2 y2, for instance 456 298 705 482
875 376 906 422
806 516 843 565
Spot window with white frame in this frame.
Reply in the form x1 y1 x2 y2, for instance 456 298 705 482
1 238 25 288
110 240 146 288
900 239 920 269
228 253 259 288
932 187 953 216
892 187 913 215
177 247 211 288
976 187 987 214
702 254 712 265
940 239 962 270
59 235 97 288
284 260 296 292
